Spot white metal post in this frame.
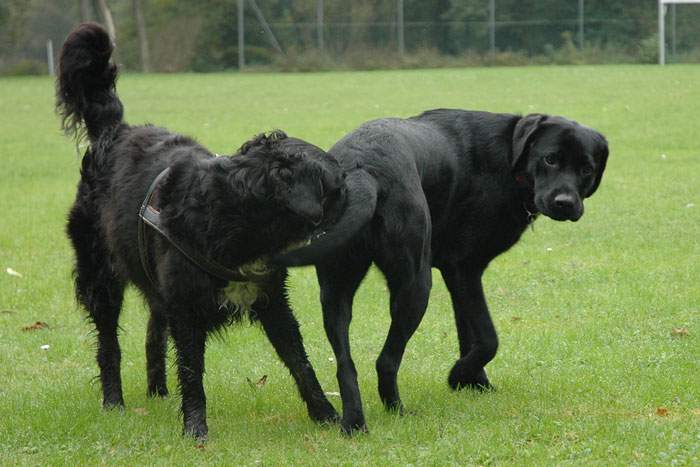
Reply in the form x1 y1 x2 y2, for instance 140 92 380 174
317 0 324 51
46 39 54 76
658 0 700 65
238 0 245 69
489 0 496 54
397 0 405 56
659 0 665 65
578 0 584 49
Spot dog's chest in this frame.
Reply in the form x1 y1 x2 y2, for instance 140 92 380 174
219 259 270 312
434 204 527 264
221 281 261 312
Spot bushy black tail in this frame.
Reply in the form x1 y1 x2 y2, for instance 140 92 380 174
56 22 123 144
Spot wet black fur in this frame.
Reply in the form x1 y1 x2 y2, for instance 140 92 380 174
276 109 609 433
57 23 344 440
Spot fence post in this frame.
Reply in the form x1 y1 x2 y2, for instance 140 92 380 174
658 0 665 65
46 39 54 76
317 0 324 50
238 0 245 69
578 0 584 49
489 0 496 54
397 0 405 56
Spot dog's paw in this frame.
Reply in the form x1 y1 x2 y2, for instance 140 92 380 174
382 398 406 415
338 409 368 436
102 396 125 410
183 420 208 442
147 385 169 398
340 419 368 436
308 403 340 425
448 366 494 392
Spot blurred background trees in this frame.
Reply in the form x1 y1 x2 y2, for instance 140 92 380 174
1 0 698 74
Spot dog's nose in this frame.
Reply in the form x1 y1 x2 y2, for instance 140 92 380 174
553 193 576 210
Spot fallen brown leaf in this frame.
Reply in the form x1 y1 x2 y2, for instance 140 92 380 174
132 407 148 416
691 408 700 416
246 374 268 389
671 327 689 337
655 407 669 417
511 316 522 322
22 321 48 331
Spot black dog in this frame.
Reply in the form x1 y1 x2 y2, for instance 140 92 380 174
277 109 609 433
56 23 350 440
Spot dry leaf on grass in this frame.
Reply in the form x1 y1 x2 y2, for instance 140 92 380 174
246 374 268 389
132 407 148 416
22 321 48 331
511 316 522 322
655 407 669 417
691 408 700 416
671 327 689 337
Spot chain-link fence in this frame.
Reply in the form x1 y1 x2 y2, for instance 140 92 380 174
1 0 699 75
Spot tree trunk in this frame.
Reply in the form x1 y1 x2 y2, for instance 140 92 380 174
132 0 151 72
95 0 116 41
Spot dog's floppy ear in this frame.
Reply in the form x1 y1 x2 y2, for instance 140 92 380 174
512 114 547 168
585 133 609 197
284 179 324 225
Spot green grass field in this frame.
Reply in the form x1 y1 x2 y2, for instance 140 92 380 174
1 65 698 465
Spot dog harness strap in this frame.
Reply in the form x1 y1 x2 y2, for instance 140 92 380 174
138 168 170 287
138 168 269 285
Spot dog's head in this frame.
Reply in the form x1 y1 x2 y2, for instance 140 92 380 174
512 114 608 222
237 131 346 229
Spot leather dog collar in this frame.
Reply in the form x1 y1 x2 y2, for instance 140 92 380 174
514 172 539 225
137 167 272 287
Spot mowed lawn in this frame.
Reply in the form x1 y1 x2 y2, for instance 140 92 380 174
0 65 698 465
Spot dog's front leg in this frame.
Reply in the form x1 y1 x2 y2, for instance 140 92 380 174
440 263 497 391
255 282 339 426
169 312 208 440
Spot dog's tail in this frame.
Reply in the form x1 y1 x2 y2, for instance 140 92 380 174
56 22 123 145
273 169 378 267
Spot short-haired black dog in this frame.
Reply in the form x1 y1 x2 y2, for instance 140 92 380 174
56 23 347 440
277 109 609 433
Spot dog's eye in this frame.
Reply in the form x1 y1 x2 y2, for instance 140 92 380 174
581 166 593 176
544 154 558 167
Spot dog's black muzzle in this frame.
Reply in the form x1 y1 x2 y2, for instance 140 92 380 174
537 190 584 222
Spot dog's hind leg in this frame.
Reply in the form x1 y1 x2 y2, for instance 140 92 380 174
375 264 432 413
167 303 208 440
68 205 126 409
440 262 497 391
374 202 432 414
255 272 340 426
317 252 372 435
145 296 169 397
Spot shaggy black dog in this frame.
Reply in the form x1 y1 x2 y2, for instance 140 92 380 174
277 109 609 433
56 23 347 440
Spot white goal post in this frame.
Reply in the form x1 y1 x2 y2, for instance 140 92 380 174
659 0 700 64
